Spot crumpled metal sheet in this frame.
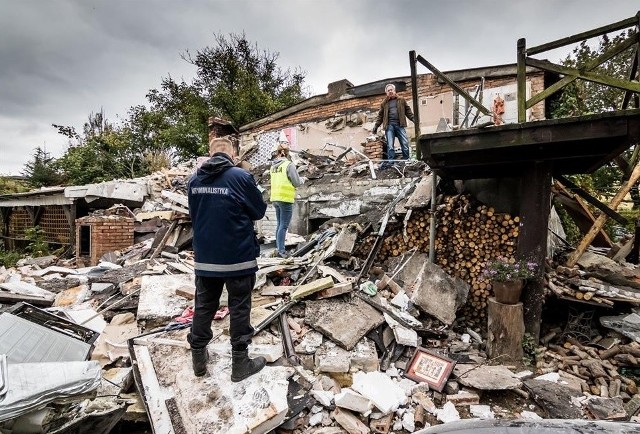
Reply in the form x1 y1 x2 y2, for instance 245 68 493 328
0 360 102 422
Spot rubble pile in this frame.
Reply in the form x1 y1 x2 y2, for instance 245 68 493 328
356 194 521 330
1 150 640 433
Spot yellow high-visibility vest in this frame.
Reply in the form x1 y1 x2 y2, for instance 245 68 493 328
270 160 295 203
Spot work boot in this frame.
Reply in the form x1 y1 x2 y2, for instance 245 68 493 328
191 347 209 377
231 349 266 382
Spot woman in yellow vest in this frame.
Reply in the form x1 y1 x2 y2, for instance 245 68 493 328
270 143 305 258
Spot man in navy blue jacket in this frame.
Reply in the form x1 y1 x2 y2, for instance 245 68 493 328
187 140 268 381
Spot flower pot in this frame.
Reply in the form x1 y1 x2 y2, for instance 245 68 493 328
492 279 524 304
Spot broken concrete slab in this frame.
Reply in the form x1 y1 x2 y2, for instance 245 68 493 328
453 364 522 390
577 251 619 270
295 330 324 355
136 274 193 328
410 261 469 325
404 175 434 209
315 341 351 373
305 296 384 350
334 388 373 414
349 337 379 372
333 226 359 259
523 378 584 419
137 338 293 434
585 396 627 420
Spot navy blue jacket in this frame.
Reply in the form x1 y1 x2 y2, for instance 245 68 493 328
188 153 267 277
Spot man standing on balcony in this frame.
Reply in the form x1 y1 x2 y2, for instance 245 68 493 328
372 83 415 169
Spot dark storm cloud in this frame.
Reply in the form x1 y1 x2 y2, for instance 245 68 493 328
1 0 638 174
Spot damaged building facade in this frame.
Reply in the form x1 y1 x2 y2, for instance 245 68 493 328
232 64 546 236
3 12 640 431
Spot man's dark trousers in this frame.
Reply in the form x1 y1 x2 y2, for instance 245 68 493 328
187 274 255 351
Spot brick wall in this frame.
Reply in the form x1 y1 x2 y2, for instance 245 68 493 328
252 72 546 133
76 216 134 265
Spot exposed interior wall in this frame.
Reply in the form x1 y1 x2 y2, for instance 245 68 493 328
240 72 546 159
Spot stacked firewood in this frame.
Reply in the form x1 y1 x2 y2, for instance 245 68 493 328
361 138 384 160
355 194 522 329
547 266 640 305
540 335 639 400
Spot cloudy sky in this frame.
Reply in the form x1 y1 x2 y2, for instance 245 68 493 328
1 0 638 175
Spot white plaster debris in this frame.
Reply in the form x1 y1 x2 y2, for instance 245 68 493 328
390 290 410 310
520 410 543 420
514 370 535 380
402 409 416 432
334 388 373 414
470 404 495 419
383 313 418 347
351 371 407 414
385 364 400 378
398 377 418 396
436 402 461 423
248 343 283 363
294 330 323 354
534 372 561 383
460 333 471 343
311 390 335 408
309 412 324 426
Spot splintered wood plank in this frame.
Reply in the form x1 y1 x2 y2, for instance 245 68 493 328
290 277 334 300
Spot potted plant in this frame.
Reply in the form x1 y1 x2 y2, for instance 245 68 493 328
482 257 538 304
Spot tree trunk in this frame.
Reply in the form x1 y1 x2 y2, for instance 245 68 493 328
487 297 524 362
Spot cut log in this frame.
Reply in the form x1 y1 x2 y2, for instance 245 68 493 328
487 298 524 362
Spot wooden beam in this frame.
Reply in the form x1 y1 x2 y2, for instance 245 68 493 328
517 38 527 123
554 182 614 248
416 55 491 116
555 175 627 225
517 162 552 342
621 46 639 110
410 50 421 160
527 34 639 109
527 13 639 55
566 160 640 267
526 57 640 94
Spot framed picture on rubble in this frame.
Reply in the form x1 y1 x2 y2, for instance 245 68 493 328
404 347 455 392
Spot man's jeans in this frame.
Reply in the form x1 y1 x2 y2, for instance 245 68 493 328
273 201 293 255
188 274 255 351
385 124 410 160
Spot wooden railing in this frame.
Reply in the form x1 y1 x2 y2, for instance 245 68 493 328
517 12 640 122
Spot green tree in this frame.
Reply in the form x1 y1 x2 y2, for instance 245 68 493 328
54 109 169 185
550 29 639 208
142 32 308 160
21 147 64 188
0 176 30 195
185 32 307 126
